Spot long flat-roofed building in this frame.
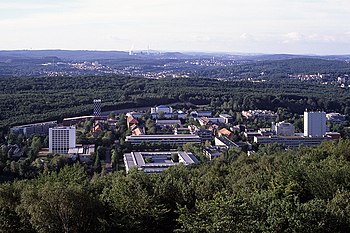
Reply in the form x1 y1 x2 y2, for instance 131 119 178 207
254 135 330 148
11 121 58 137
125 134 201 146
124 151 199 173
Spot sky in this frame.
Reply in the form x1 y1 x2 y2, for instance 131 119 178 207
1 0 350 54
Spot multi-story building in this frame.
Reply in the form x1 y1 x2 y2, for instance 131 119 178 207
125 134 201 146
93 99 102 117
242 110 277 120
151 105 173 114
11 121 58 137
304 111 327 137
203 146 222 160
49 126 76 154
272 121 295 136
188 125 213 142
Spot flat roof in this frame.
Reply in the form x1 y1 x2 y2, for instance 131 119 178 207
219 114 232 118
12 121 57 128
126 134 201 139
63 116 94 121
124 151 198 173
216 136 240 148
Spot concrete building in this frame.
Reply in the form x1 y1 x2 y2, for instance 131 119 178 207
93 99 102 117
215 136 240 149
68 145 95 163
304 111 327 137
124 151 198 173
49 126 76 155
254 135 330 148
272 121 295 136
326 113 346 123
11 121 57 137
219 114 233 124
151 105 173 114
242 110 277 120
62 116 94 126
125 134 201 146
188 125 213 142
190 111 212 118
203 146 222 160
156 119 181 128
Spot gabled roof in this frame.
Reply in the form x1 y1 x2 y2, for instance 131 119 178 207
127 116 139 124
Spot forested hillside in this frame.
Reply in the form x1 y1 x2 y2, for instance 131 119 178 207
1 75 350 130
2 140 350 232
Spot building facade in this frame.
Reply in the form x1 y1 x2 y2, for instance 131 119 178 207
304 111 327 137
151 105 173 114
254 135 329 148
273 121 295 136
125 134 201 146
49 126 76 154
93 99 102 117
11 121 57 137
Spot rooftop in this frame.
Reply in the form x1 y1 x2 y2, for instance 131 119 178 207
124 151 198 173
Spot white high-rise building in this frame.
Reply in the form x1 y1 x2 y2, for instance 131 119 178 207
304 111 327 137
49 126 76 154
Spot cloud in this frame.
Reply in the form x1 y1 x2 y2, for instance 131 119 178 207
239 33 256 41
283 32 338 44
0 2 58 10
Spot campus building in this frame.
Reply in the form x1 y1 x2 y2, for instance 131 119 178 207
125 134 201 146
151 105 173 114
11 121 58 137
254 135 330 148
304 111 327 137
124 151 198 173
93 99 102 117
49 126 76 154
272 121 295 136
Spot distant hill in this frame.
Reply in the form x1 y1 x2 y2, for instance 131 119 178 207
0 50 131 61
0 50 349 78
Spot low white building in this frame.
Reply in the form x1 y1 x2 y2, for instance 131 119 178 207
124 151 198 173
125 134 201 146
151 105 173 114
156 119 181 128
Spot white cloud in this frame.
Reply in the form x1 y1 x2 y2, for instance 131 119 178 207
0 0 350 54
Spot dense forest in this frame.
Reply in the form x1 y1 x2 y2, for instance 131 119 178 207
2 140 350 232
1 74 350 131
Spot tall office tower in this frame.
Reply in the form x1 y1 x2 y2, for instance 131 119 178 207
93 99 102 117
304 111 327 137
49 126 76 154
